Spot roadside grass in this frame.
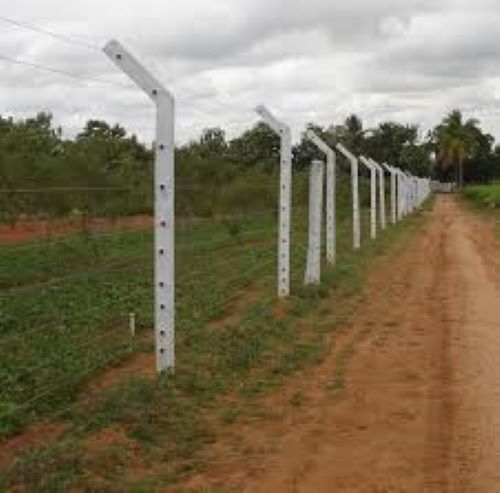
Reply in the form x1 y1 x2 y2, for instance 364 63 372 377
0 199 430 491
462 183 500 235
462 182 500 209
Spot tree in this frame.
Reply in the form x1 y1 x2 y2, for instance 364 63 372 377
292 123 327 170
326 114 366 154
227 122 280 169
433 110 479 188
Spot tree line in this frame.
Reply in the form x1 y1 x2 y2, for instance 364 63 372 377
0 109 499 224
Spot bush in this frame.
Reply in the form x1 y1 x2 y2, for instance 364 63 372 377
463 183 500 208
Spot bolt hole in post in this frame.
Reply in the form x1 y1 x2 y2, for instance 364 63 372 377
104 40 175 374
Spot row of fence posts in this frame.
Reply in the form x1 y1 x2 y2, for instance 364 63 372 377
103 39 431 375
255 105 431 289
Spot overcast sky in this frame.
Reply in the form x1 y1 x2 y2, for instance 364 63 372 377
1 0 500 144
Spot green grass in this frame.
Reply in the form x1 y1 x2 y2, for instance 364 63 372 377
462 182 500 208
462 183 500 236
0 197 430 491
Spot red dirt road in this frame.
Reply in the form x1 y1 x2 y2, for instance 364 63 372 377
181 196 500 492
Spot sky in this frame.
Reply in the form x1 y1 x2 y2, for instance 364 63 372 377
1 0 500 144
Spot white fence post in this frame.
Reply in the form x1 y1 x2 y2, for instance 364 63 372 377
382 163 397 224
256 106 292 298
360 156 377 240
306 130 336 265
395 168 405 220
304 160 324 285
336 144 360 250
104 40 175 373
370 159 386 231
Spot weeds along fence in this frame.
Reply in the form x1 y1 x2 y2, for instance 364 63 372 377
0 174 376 438
0 36 431 443
0 171 416 439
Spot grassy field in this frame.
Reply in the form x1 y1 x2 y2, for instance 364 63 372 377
462 183 500 208
462 183 500 235
0 192 429 491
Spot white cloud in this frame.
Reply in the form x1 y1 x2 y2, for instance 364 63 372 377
0 0 499 144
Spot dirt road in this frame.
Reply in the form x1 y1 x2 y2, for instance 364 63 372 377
183 196 500 492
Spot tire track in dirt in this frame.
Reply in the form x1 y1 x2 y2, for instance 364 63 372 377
177 195 499 492
443 198 500 492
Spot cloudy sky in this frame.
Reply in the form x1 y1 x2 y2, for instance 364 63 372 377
1 0 500 144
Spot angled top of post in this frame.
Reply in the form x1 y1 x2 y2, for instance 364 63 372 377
336 143 357 163
306 130 334 157
103 39 173 103
255 105 288 135
359 155 375 169
368 158 383 171
381 162 394 173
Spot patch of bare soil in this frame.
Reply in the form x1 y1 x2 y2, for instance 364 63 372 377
0 421 68 470
0 215 153 245
173 195 500 492
86 352 156 394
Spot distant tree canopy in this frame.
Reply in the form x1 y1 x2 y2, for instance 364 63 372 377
432 110 499 187
0 109 498 223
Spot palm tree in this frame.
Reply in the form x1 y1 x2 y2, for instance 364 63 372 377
433 110 478 189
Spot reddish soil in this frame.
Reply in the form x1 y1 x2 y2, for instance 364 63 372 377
0 421 68 470
0 215 153 245
2 197 498 492
174 195 500 492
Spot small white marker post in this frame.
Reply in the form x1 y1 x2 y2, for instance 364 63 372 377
129 312 136 337
104 40 175 374
382 163 397 225
370 159 386 231
304 160 324 285
360 156 377 240
336 143 361 250
306 130 336 265
255 106 292 298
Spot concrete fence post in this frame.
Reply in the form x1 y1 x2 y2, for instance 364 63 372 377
304 160 324 285
337 143 360 250
306 130 336 265
256 106 292 298
104 40 175 374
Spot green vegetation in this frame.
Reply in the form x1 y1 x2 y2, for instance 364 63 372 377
0 199 429 491
462 183 500 208
462 183 500 236
432 110 500 186
2 103 497 491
